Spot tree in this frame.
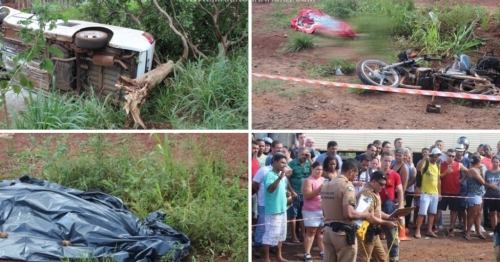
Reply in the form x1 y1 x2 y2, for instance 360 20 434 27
86 0 247 128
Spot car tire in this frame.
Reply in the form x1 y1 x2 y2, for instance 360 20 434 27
75 30 108 49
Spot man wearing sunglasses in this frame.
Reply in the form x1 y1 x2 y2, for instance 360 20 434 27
356 171 398 262
415 148 442 239
437 149 469 237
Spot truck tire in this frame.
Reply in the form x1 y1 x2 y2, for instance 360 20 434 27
75 30 108 49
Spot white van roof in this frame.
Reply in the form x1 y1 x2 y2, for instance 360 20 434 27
2 7 154 52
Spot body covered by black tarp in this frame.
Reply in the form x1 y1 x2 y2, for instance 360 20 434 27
0 175 190 261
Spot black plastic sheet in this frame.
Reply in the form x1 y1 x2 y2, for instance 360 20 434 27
0 175 190 261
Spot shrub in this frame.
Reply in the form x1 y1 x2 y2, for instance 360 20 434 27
280 33 314 54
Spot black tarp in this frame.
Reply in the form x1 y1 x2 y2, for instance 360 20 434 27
0 175 191 261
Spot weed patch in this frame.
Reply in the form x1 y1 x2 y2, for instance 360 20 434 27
280 33 314 54
8 134 247 261
277 88 313 98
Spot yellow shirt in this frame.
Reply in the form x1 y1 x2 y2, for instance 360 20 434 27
421 161 439 194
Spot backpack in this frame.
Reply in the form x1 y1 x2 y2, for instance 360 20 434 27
415 160 429 188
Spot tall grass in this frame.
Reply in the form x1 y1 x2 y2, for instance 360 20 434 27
320 0 487 57
280 33 315 54
143 53 248 129
5 91 124 129
8 134 247 261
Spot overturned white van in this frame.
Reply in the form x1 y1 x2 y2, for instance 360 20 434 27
0 6 155 102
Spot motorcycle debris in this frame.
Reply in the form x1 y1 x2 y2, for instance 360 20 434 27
426 103 441 113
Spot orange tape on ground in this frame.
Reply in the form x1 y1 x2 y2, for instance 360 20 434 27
252 73 500 101
252 216 324 227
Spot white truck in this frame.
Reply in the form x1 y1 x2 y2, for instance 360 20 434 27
0 6 156 101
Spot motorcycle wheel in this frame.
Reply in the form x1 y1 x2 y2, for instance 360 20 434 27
356 59 401 87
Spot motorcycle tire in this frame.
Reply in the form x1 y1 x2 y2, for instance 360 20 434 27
356 59 401 87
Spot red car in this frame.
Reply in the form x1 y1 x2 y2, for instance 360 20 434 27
290 8 358 38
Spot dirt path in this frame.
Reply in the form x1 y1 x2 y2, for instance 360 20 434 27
252 210 496 261
252 0 500 129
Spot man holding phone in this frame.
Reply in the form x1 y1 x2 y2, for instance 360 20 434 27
262 153 292 262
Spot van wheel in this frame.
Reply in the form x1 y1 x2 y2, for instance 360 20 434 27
75 30 108 49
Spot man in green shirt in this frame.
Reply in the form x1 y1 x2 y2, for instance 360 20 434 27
288 147 313 243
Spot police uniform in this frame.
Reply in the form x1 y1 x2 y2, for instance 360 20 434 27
356 183 386 262
321 174 357 262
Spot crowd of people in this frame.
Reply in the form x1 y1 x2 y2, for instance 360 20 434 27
251 133 500 262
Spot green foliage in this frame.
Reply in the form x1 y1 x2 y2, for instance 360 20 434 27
497 6 500 24
317 0 359 19
436 3 478 35
12 134 247 261
0 1 67 128
329 58 356 74
411 11 484 56
6 91 124 129
280 33 314 54
77 0 247 59
310 58 355 77
253 79 284 93
348 88 371 95
277 88 313 99
476 6 491 31
141 53 248 129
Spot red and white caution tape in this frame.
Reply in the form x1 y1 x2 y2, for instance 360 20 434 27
252 215 324 227
252 73 500 101
409 193 500 200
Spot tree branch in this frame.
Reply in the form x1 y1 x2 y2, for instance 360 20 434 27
170 0 208 59
152 0 189 64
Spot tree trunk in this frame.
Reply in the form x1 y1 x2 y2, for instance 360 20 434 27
115 60 175 129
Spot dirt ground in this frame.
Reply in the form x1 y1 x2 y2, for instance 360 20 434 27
253 211 497 262
252 0 500 129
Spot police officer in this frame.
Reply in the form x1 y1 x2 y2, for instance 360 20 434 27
321 159 374 262
356 171 398 262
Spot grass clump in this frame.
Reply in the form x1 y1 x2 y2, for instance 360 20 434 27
6 91 124 129
310 58 356 77
253 79 284 93
280 33 314 54
9 134 247 261
278 88 313 98
142 54 247 130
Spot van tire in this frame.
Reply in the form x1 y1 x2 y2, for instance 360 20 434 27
75 30 108 49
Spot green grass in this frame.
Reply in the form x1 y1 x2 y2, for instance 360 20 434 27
280 33 315 54
5 91 124 129
253 79 285 93
142 53 248 129
4 134 247 261
309 58 356 77
497 6 500 24
348 88 371 95
259 3 300 32
277 88 313 98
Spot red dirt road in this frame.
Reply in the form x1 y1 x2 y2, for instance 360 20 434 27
252 0 500 129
